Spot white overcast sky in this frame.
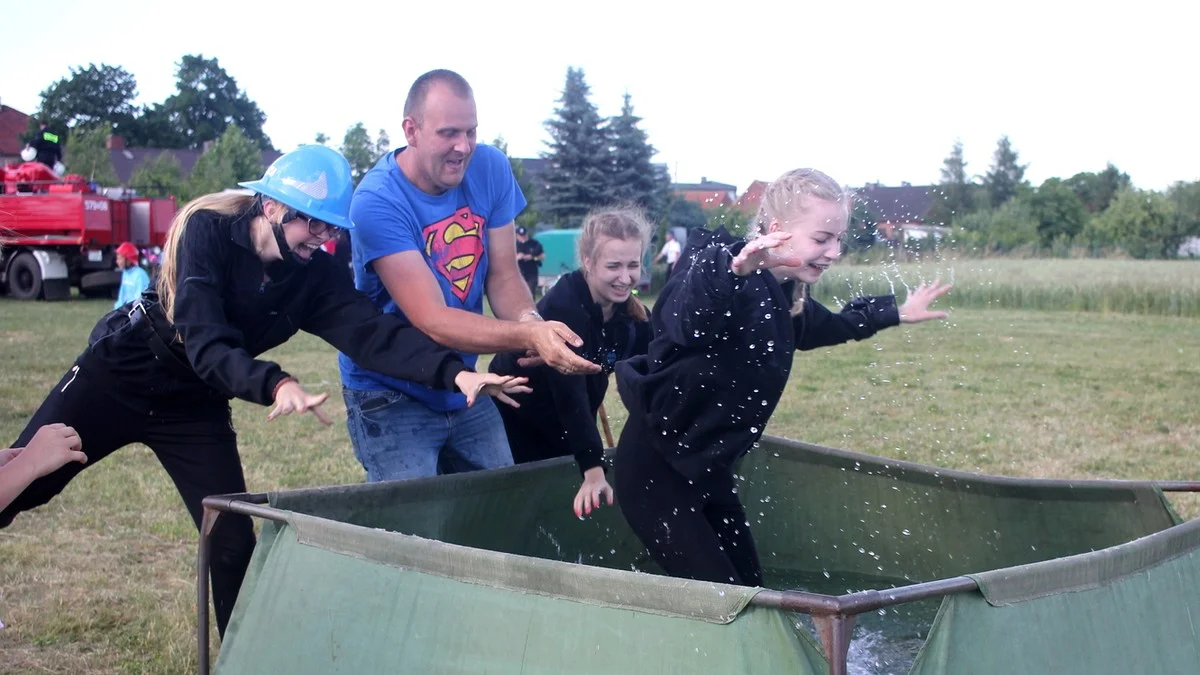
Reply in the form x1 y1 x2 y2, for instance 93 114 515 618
3 0 1196 193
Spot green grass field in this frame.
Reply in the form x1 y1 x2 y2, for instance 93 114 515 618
1 258 1199 673
813 258 1200 318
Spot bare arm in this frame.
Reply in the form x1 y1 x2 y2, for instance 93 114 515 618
484 224 536 320
374 251 602 375
375 249 534 353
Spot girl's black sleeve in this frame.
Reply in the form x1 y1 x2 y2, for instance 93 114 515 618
298 257 469 391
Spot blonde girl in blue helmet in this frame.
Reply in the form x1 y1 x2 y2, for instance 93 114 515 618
0 145 529 639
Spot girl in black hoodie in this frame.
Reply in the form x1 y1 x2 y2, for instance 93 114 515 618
490 206 652 517
614 168 951 587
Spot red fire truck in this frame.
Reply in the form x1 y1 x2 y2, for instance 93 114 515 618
1 161 176 300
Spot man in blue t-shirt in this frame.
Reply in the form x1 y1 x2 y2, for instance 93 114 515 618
340 69 600 482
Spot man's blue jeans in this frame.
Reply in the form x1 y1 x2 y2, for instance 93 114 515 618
343 387 514 482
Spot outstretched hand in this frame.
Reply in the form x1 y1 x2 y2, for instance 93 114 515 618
455 371 532 408
524 320 602 376
898 281 953 323
268 380 332 426
730 231 807 276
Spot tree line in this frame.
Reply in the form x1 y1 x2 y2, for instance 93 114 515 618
921 137 1200 259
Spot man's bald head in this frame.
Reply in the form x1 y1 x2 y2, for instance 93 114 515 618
404 69 474 124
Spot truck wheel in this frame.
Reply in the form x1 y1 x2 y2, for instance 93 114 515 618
8 252 43 300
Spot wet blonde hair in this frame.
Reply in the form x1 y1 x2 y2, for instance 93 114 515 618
576 205 653 322
751 168 851 235
751 168 851 314
156 192 257 324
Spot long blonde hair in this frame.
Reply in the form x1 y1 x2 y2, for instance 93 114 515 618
156 192 257 324
750 168 851 314
576 205 653 322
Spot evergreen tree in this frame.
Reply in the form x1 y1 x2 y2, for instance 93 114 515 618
983 135 1028 207
926 140 973 225
608 92 668 219
540 67 612 228
375 129 391 158
492 135 540 228
341 122 376 184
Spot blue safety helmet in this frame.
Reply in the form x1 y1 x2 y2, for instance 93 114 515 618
239 145 355 230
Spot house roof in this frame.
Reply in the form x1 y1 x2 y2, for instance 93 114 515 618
735 180 769 212
0 104 32 156
853 183 936 223
112 147 283 185
672 179 737 192
678 190 735 209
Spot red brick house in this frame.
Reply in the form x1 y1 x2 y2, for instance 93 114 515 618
734 179 768 214
0 100 33 166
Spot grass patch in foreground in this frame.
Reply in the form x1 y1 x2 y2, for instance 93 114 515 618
0 297 1197 672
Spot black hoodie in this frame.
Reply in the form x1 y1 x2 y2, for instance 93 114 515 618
615 227 899 481
489 269 652 472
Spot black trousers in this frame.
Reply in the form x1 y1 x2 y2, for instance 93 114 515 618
496 401 569 465
0 350 255 638
614 413 763 586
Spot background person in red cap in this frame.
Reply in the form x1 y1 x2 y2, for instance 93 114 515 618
113 241 150 310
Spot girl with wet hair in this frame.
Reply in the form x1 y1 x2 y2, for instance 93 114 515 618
490 205 653 517
614 168 951 587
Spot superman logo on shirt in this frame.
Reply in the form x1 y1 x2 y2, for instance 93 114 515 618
423 206 485 302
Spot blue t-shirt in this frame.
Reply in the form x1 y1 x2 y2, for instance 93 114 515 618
114 265 150 309
338 144 527 411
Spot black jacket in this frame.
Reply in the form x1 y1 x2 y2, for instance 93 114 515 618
615 227 899 481
89 208 468 405
489 269 651 472
33 130 62 167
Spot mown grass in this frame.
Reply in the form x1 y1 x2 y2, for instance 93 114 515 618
1 264 1199 672
813 258 1200 318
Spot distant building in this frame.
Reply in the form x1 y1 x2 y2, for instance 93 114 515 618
671 177 737 209
105 135 282 186
854 183 941 241
735 180 769 214
0 100 33 166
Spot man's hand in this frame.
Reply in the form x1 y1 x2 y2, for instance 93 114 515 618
522 321 602 375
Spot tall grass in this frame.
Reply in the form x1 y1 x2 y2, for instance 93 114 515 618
812 258 1200 318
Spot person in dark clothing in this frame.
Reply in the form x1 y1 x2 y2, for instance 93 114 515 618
0 145 528 639
614 168 952 587
515 225 545 298
490 207 652 516
33 122 63 170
